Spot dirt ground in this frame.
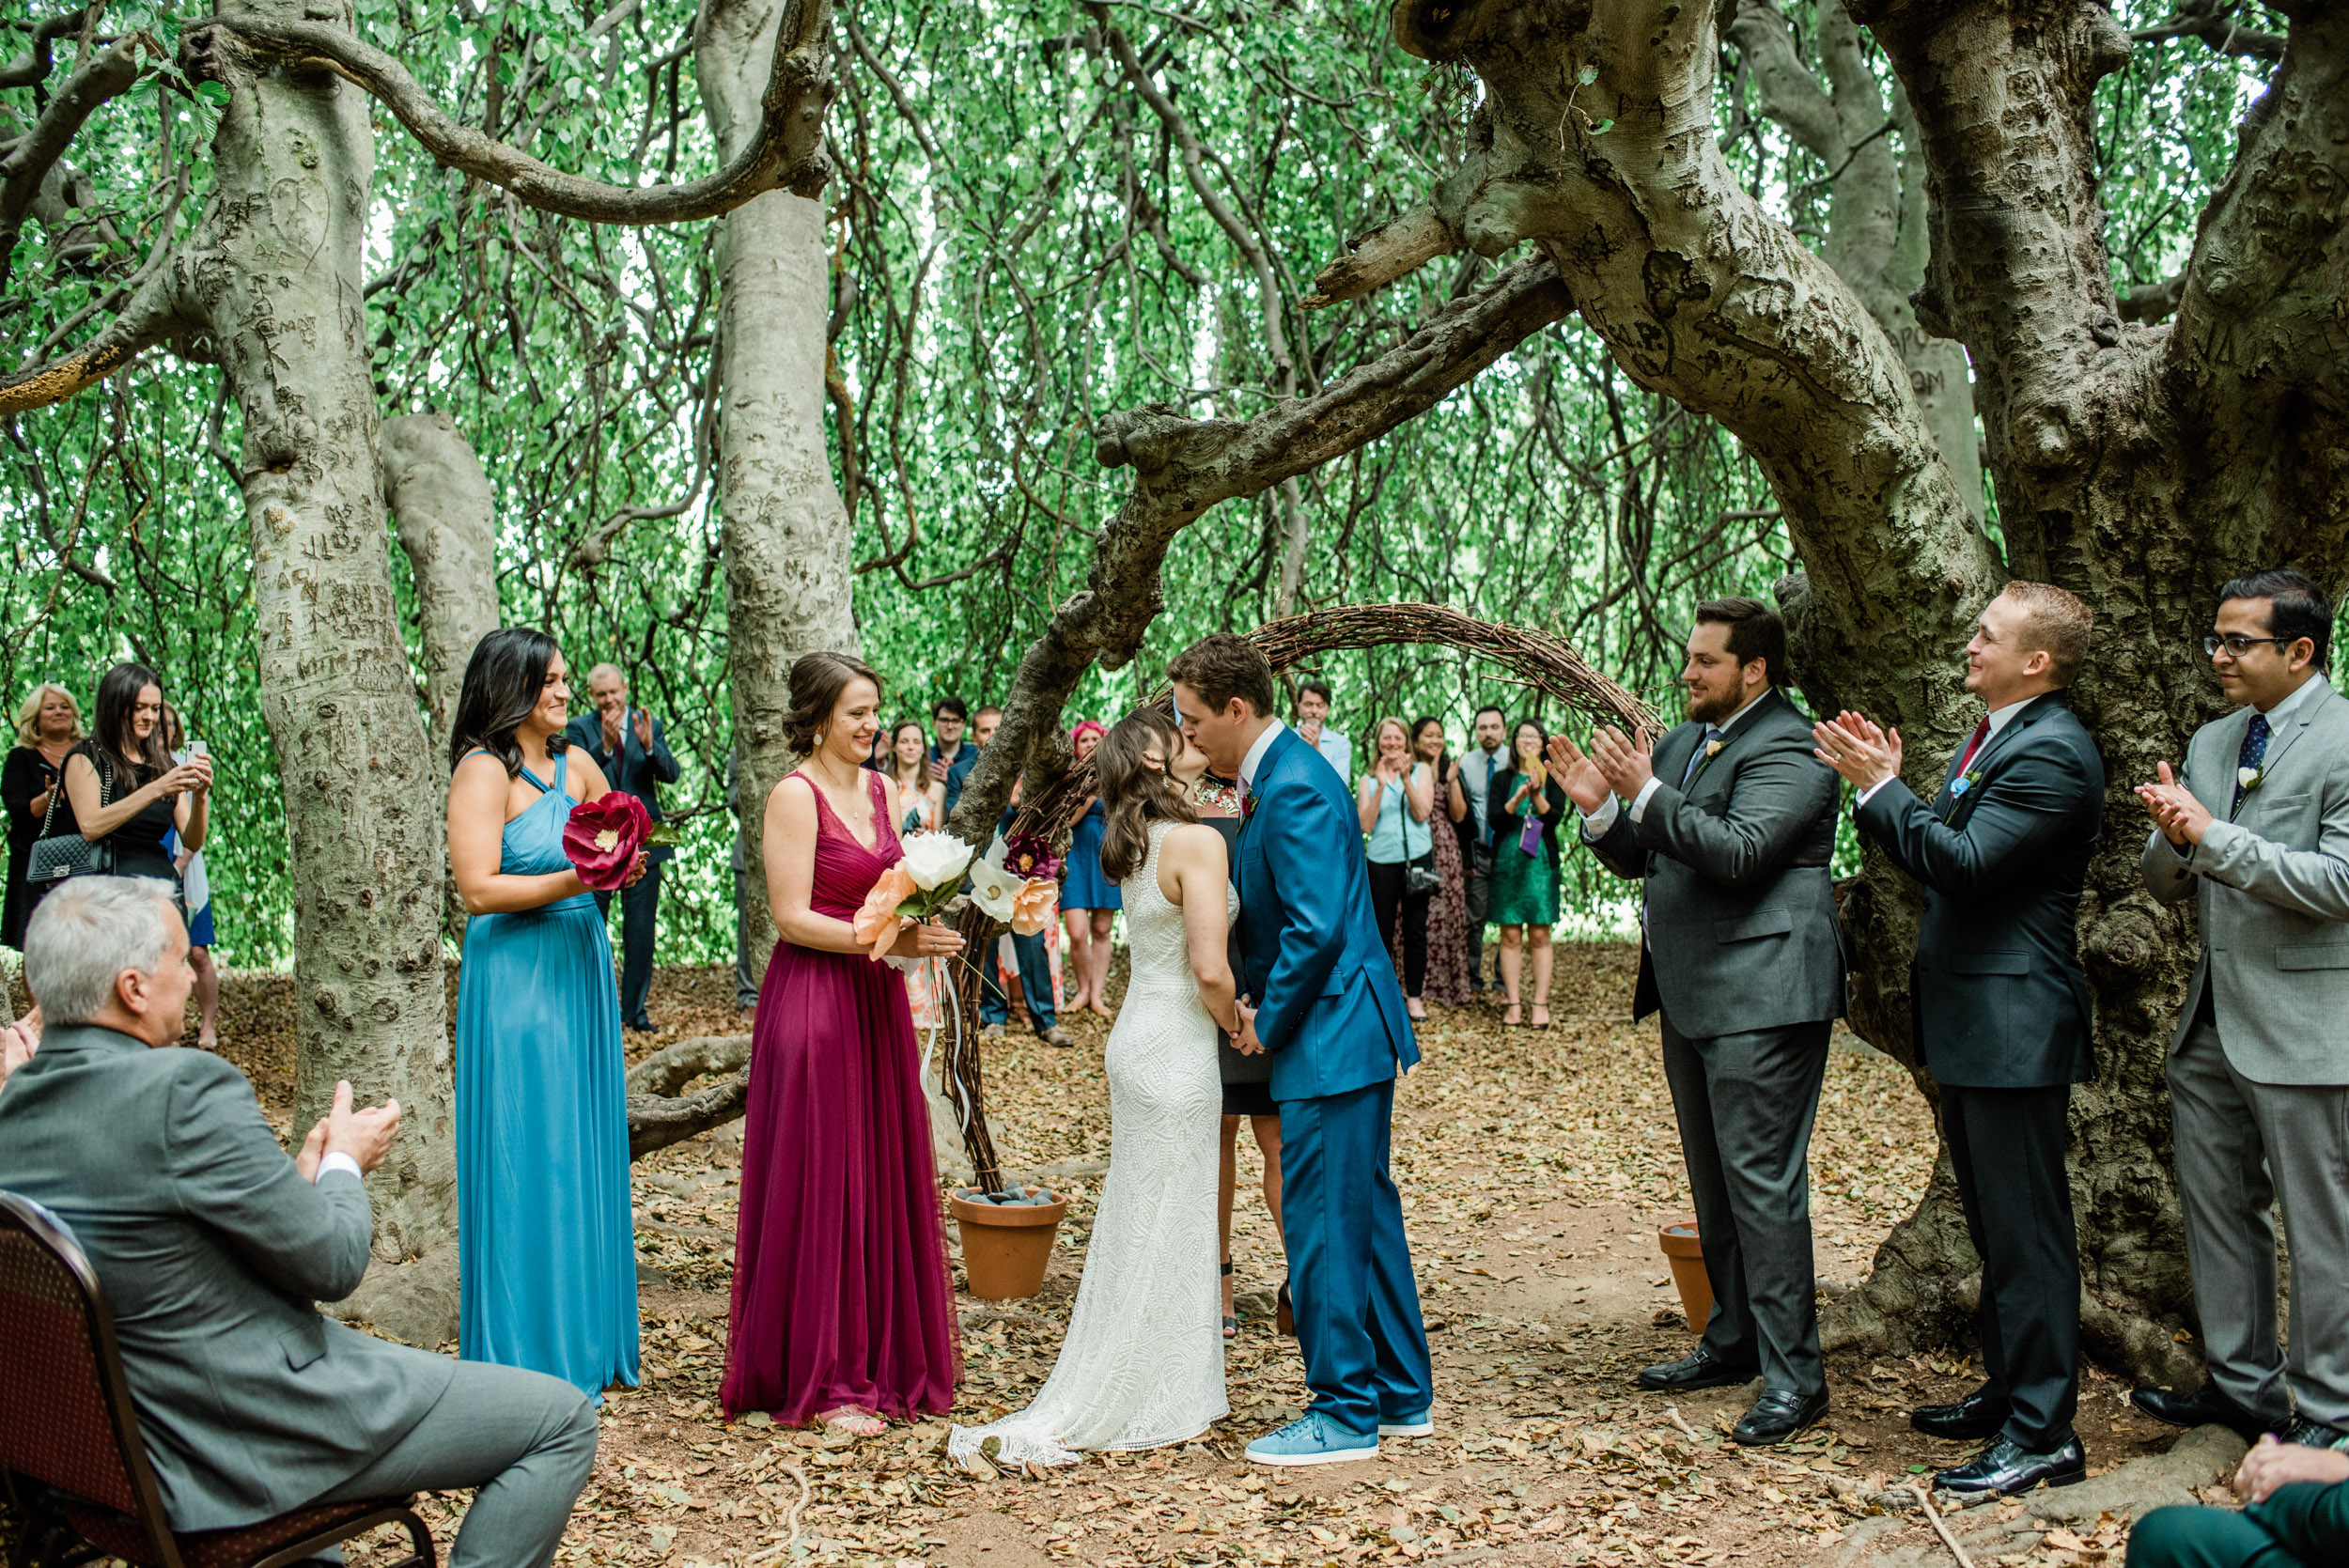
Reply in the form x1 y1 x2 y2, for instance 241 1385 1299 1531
8 946 2209 1567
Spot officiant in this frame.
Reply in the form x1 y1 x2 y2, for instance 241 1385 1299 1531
566 662 681 1032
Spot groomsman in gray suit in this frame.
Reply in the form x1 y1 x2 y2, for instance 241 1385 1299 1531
1816 580 2104 1498
1551 597 1845 1446
0 877 599 1568
2136 568 2349 1451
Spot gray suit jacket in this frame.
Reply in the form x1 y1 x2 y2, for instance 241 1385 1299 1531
2141 680 2349 1084
1585 688 1847 1038
0 1025 454 1529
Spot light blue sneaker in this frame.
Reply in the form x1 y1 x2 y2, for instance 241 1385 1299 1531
1378 1409 1434 1437
1245 1410 1381 1467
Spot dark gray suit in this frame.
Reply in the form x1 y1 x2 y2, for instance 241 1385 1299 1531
2141 679 2349 1428
565 710 680 1028
1856 691 2104 1451
1584 688 1845 1395
0 1025 598 1567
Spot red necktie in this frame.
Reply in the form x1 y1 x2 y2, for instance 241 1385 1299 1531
1957 718 1991 773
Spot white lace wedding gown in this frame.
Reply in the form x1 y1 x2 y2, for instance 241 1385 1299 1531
948 820 1232 1469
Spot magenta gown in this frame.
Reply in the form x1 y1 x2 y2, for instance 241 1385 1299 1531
722 769 960 1423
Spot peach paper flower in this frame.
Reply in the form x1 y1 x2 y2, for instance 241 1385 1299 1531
1009 877 1058 937
850 862 918 960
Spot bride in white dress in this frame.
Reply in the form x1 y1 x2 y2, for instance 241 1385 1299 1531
949 706 1241 1471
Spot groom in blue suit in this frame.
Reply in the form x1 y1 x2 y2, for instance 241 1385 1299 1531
1171 633 1434 1466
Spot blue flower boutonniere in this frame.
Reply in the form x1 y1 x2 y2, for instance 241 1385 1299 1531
1941 768 1984 823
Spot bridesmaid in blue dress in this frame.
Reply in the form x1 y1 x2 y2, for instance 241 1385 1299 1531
446 627 644 1399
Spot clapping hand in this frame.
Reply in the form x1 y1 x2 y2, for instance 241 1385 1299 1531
1587 726 1655 800
296 1079 402 1182
1812 711 1902 791
0 1003 40 1090
1545 735 1612 814
2137 761 2212 847
632 707 654 751
2234 1433 2349 1504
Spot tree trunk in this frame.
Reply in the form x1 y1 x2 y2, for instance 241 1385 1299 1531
697 0 856 987
382 409 500 944
177 7 456 1346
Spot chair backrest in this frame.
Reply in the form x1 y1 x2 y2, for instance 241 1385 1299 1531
0 1190 177 1557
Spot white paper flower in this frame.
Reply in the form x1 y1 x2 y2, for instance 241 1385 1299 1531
968 853 1021 923
900 832 975 892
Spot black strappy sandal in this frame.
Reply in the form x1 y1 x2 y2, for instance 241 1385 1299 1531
1221 1261 1237 1339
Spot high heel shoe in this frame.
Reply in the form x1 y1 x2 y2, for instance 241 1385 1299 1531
1531 1005 1550 1029
1501 1003 1522 1028
1221 1261 1237 1340
1276 1278 1296 1338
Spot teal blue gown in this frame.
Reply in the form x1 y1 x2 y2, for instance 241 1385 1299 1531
456 749 639 1397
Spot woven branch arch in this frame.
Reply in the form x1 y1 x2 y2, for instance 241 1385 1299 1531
941 603 1657 1189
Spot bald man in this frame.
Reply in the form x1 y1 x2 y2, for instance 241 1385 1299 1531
565 663 681 1032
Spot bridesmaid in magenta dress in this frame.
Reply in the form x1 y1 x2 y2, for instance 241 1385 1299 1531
723 652 966 1435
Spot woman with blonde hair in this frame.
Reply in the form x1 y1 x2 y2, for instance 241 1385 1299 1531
1357 715 1436 1022
3 683 81 949
1060 718 1121 1017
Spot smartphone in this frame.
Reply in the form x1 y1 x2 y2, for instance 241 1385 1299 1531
186 737 209 759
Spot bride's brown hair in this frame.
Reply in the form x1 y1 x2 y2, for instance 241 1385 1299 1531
1097 707 1199 885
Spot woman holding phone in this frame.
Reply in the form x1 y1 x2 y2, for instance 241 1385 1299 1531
54 664 210 903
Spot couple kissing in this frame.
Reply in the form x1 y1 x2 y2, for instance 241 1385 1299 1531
950 633 1433 1471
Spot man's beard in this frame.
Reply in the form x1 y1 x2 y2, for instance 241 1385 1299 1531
1684 684 1744 725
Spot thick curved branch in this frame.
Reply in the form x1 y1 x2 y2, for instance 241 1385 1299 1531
183 3 835 224
0 257 186 417
2132 0 2285 62
1302 205 1458 308
0 8 91 89
626 1033 753 1157
0 34 144 289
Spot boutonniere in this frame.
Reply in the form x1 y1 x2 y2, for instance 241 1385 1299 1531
1941 767 1984 822
1686 735 1730 787
2238 765 2264 798
1705 739 1726 759
1241 790 1257 823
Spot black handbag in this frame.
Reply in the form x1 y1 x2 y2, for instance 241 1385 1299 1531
1405 857 1442 895
26 752 115 884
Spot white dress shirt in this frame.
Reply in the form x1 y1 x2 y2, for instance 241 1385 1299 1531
1240 719 1288 796
316 1152 362 1185
1461 744 1506 846
1581 688 1772 839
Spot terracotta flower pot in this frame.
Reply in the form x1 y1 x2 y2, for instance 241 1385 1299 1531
951 1188 1068 1300
1657 1221 1713 1335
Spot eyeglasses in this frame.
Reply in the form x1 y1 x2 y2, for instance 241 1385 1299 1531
2203 633 2289 658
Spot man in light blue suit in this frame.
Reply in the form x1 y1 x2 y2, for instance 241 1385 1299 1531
1171 633 1432 1467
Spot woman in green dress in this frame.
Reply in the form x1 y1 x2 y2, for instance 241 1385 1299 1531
1486 719 1567 1028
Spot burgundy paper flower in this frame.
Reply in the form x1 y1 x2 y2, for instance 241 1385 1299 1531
1003 830 1062 883
563 791 649 891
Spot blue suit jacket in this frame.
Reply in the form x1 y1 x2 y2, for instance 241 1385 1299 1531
565 710 682 862
1235 725 1418 1101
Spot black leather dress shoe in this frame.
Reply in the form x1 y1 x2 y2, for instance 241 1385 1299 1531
2130 1381 2283 1443
1733 1387 1828 1446
2283 1418 2349 1451
1935 1434 2087 1495
1911 1384 2011 1441
1635 1344 1761 1393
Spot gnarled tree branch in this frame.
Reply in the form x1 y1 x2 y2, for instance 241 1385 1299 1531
180 0 835 224
0 256 186 417
2131 0 2286 62
0 32 144 290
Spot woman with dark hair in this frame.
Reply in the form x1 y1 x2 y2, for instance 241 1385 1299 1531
1060 718 1120 1018
948 706 1237 1471
1408 716 1475 1008
1488 717 1568 1028
446 627 644 1399
55 663 210 898
723 651 964 1437
885 719 946 1030
4 683 81 949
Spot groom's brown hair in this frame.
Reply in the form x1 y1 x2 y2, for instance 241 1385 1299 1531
1167 633 1277 720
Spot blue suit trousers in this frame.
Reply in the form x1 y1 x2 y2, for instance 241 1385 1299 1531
1280 1079 1433 1436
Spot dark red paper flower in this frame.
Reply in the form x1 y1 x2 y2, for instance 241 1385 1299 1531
1003 830 1062 883
563 790 650 891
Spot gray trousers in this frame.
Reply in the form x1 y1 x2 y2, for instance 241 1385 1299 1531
1659 1012 1830 1395
1464 842 1494 986
2170 1018 2349 1426
319 1360 599 1568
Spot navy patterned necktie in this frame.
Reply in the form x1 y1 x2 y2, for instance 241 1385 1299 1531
1680 727 1724 787
2233 712 2271 815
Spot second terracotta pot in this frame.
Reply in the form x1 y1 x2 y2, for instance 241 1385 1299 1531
1657 1221 1713 1335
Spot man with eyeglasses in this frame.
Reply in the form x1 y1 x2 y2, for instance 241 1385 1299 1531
2135 567 2349 1453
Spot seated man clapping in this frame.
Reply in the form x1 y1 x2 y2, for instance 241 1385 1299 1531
2127 1436 2349 1566
0 877 599 1568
